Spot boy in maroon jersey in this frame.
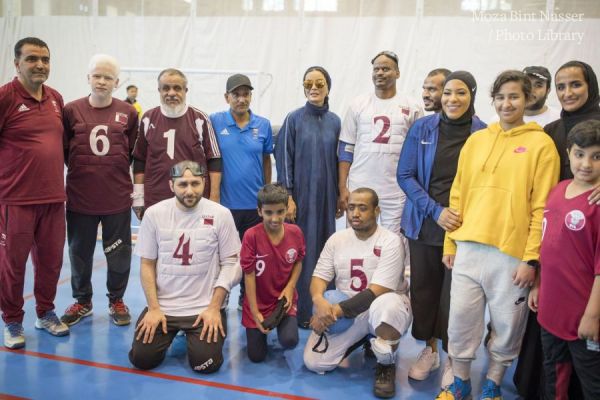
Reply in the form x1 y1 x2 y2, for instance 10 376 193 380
132 68 222 219
1 37 69 349
61 54 139 328
530 120 600 399
240 184 305 362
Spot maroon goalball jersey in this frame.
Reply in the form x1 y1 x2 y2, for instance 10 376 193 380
63 97 139 215
133 106 220 208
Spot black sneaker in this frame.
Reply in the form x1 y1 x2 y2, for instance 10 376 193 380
109 299 131 326
61 302 93 326
374 363 396 399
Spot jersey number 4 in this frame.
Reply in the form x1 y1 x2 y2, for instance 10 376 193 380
174 233 192 265
350 259 368 292
372 115 391 144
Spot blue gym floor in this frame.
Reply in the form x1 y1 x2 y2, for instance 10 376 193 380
0 216 520 400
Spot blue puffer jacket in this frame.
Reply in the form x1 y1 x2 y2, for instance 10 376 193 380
396 113 486 240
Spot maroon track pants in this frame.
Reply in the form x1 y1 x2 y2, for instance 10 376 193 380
0 203 65 323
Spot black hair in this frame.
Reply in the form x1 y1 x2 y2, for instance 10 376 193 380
491 70 532 102
257 184 289 208
427 68 451 79
351 187 379 208
567 120 600 150
14 37 49 58
126 85 138 91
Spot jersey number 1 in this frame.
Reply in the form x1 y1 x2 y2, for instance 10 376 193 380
163 129 176 160
174 233 192 265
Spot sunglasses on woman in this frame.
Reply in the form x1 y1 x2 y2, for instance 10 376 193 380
303 79 327 90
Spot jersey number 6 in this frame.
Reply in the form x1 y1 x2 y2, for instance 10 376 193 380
90 125 110 156
350 258 367 292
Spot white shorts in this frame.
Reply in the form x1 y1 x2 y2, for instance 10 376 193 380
303 292 412 373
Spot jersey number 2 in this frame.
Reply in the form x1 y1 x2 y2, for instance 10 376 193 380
174 233 192 265
350 259 368 292
372 116 391 144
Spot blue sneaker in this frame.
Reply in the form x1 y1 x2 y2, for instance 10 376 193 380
4 322 25 349
35 311 69 336
436 376 472 399
480 378 502 400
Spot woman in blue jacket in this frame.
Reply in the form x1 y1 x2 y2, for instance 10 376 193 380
396 71 485 388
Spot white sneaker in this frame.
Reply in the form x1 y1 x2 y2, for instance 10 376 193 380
35 311 69 337
441 359 454 389
4 322 25 349
408 346 440 380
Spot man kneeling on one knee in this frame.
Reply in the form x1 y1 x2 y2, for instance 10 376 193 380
303 188 412 399
129 160 241 373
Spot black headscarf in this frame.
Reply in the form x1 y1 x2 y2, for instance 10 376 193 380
558 61 600 133
303 66 331 114
440 71 477 126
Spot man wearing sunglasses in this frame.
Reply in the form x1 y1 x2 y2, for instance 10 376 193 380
129 160 241 373
132 69 222 220
210 74 273 308
338 50 423 272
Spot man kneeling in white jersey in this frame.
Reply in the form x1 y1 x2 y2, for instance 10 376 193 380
129 160 241 373
303 188 412 399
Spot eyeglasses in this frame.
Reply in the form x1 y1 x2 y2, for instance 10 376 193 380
170 161 205 178
371 50 399 66
303 79 326 90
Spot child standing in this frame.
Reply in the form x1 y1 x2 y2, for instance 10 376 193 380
530 119 600 399
240 184 305 362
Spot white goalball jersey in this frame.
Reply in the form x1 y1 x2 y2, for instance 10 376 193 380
340 92 423 199
134 197 241 316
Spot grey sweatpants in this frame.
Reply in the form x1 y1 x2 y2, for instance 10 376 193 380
448 241 529 381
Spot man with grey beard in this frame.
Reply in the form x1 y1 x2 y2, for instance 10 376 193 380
132 68 222 219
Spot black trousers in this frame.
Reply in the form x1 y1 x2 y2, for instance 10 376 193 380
129 308 227 373
245 315 298 362
231 209 262 298
541 327 600 400
408 239 451 352
66 209 131 303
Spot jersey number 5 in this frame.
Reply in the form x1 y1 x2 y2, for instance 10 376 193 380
350 259 368 292
174 233 192 265
372 115 391 144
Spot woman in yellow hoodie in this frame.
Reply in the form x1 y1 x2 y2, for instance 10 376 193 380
436 70 560 400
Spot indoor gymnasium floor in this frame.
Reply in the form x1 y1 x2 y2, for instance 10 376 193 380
0 216 520 400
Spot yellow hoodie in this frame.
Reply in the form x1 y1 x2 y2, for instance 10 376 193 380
443 122 559 261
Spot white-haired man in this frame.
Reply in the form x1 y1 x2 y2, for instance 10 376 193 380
61 54 139 327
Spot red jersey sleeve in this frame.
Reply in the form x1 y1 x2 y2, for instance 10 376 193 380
240 228 257 274
132 112 149 162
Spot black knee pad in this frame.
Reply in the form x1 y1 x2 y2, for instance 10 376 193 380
189 351 223 374
129 349 163 371
247 348 267 363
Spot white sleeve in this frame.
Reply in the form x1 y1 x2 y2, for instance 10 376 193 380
370 233 403 290
214 208 242 291
133 209 158 260
312 234 337 283
339 102 358 145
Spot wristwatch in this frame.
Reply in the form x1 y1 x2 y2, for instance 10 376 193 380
526 260 540 269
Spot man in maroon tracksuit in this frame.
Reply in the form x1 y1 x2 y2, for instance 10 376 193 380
0 37 69 349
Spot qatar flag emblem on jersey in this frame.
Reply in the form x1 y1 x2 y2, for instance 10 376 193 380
285 248 297 263
203 217 214 225
400 107 410 116
565 209 585 231
373 246 382 257
115 112 128 125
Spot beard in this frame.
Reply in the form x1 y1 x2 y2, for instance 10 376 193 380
526 96 547 112
161 102 187 118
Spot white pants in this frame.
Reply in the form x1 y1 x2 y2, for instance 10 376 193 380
304 292 412 374
448 241 529 366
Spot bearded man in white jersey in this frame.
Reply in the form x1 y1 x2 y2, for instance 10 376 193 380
338 51 423 269
129 160 240 373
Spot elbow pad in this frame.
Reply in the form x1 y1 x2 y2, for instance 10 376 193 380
339 288 376 318
338 141 354 163
132 158 146 174
207 158 222 172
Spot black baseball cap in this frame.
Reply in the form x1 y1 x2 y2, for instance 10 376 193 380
226 74 253 92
